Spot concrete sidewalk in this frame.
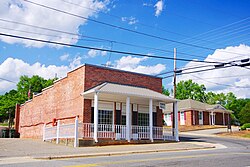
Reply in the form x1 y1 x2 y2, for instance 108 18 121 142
0 138 216 160
180 126 240 137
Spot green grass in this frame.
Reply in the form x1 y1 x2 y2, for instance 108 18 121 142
243 133 250 138
0 123 9 127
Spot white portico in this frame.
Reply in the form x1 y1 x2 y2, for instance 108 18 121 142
82 82 179 143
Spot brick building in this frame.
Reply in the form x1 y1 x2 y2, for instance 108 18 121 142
164 99 232 127
15 64 178 144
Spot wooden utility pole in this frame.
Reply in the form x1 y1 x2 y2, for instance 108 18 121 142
173 48 177 98
172 48 177 136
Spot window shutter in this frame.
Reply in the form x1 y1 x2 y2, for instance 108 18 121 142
132 111 138 125
91 107 94 123
116 110 121 125
153 112 157 126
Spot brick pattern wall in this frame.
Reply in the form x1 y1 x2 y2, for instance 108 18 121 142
203 112 209 125
215 113 223 125
83 99 92 123
185 111 192 126
18 67 84 138
156 107 163 127
17 65 163 139
83 65 162 93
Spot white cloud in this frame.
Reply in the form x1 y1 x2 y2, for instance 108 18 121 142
0 57 70 94
121 16 138 25
69 56 82 69
177 44 250 98
87 49 107 58
60 54 70 61
0 0 109 47
154 0 164 17
114 56 166 75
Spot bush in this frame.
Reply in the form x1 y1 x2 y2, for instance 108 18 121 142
240 123 250 130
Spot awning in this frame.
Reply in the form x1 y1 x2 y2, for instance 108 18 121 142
81 82 177 104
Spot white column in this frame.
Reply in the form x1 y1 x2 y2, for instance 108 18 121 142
149 99 153 142
74 116 79 147
211 112 214 125
56 120 60 144
43 123 46 141
209 112 211 125
173 101 179 141
223 112 225 125
193 111 195 125
126 97 131 142
94 92 99 143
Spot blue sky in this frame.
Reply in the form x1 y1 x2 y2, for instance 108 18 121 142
0 0 250 97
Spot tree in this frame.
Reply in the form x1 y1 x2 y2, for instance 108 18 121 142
227 98 250 120
239 101 250 124
162 86 170 96
17 75 57 100
0 75 56 122
176 80 206 102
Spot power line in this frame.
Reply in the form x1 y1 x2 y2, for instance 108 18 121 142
162 65 235 79
60 0 229 47
190 74 250 89
156 17 250 51
0 32 222 64
194 74 250 80
0 18 210 60
21 0 250 57
0 78 17 84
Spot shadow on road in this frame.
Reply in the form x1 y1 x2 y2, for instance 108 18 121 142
179 135 207 143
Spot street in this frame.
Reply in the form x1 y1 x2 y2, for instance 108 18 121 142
1 131 250 167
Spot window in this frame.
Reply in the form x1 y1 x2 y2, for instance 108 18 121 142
198 111 203 120
98 110 113 131
138 113 149 126
98 110 113 125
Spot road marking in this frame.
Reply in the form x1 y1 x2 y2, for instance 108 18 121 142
64 152 250 167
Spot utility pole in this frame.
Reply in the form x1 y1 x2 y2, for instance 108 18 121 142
173 48 177 98
172 48 177 136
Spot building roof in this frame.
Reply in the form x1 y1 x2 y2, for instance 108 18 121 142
164 99 232 113
82 82 177 104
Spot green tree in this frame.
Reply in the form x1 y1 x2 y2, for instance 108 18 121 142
227 98 250 120
162 86 170 96
0 75 56 121
239 101 250 124
17 75 57 100
176 79 206 102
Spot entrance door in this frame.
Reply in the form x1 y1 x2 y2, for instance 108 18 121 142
198 111 203 125
180 111 185 125
164 113 172 126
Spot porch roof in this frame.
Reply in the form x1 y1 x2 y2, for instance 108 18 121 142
81 82 177 104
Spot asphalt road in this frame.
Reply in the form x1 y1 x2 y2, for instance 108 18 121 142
1 134 250 167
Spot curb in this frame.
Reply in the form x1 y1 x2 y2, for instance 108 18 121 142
33 146 215 160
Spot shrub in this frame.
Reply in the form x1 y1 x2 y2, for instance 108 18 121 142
240 123 250 130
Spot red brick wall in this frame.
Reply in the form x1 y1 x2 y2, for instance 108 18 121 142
83 65 162 93
184 111 192 126
215 113 223 125
17 64 163 138
83 99 92 123
203 112 209 125
156 107 163 127
19 67 84 138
